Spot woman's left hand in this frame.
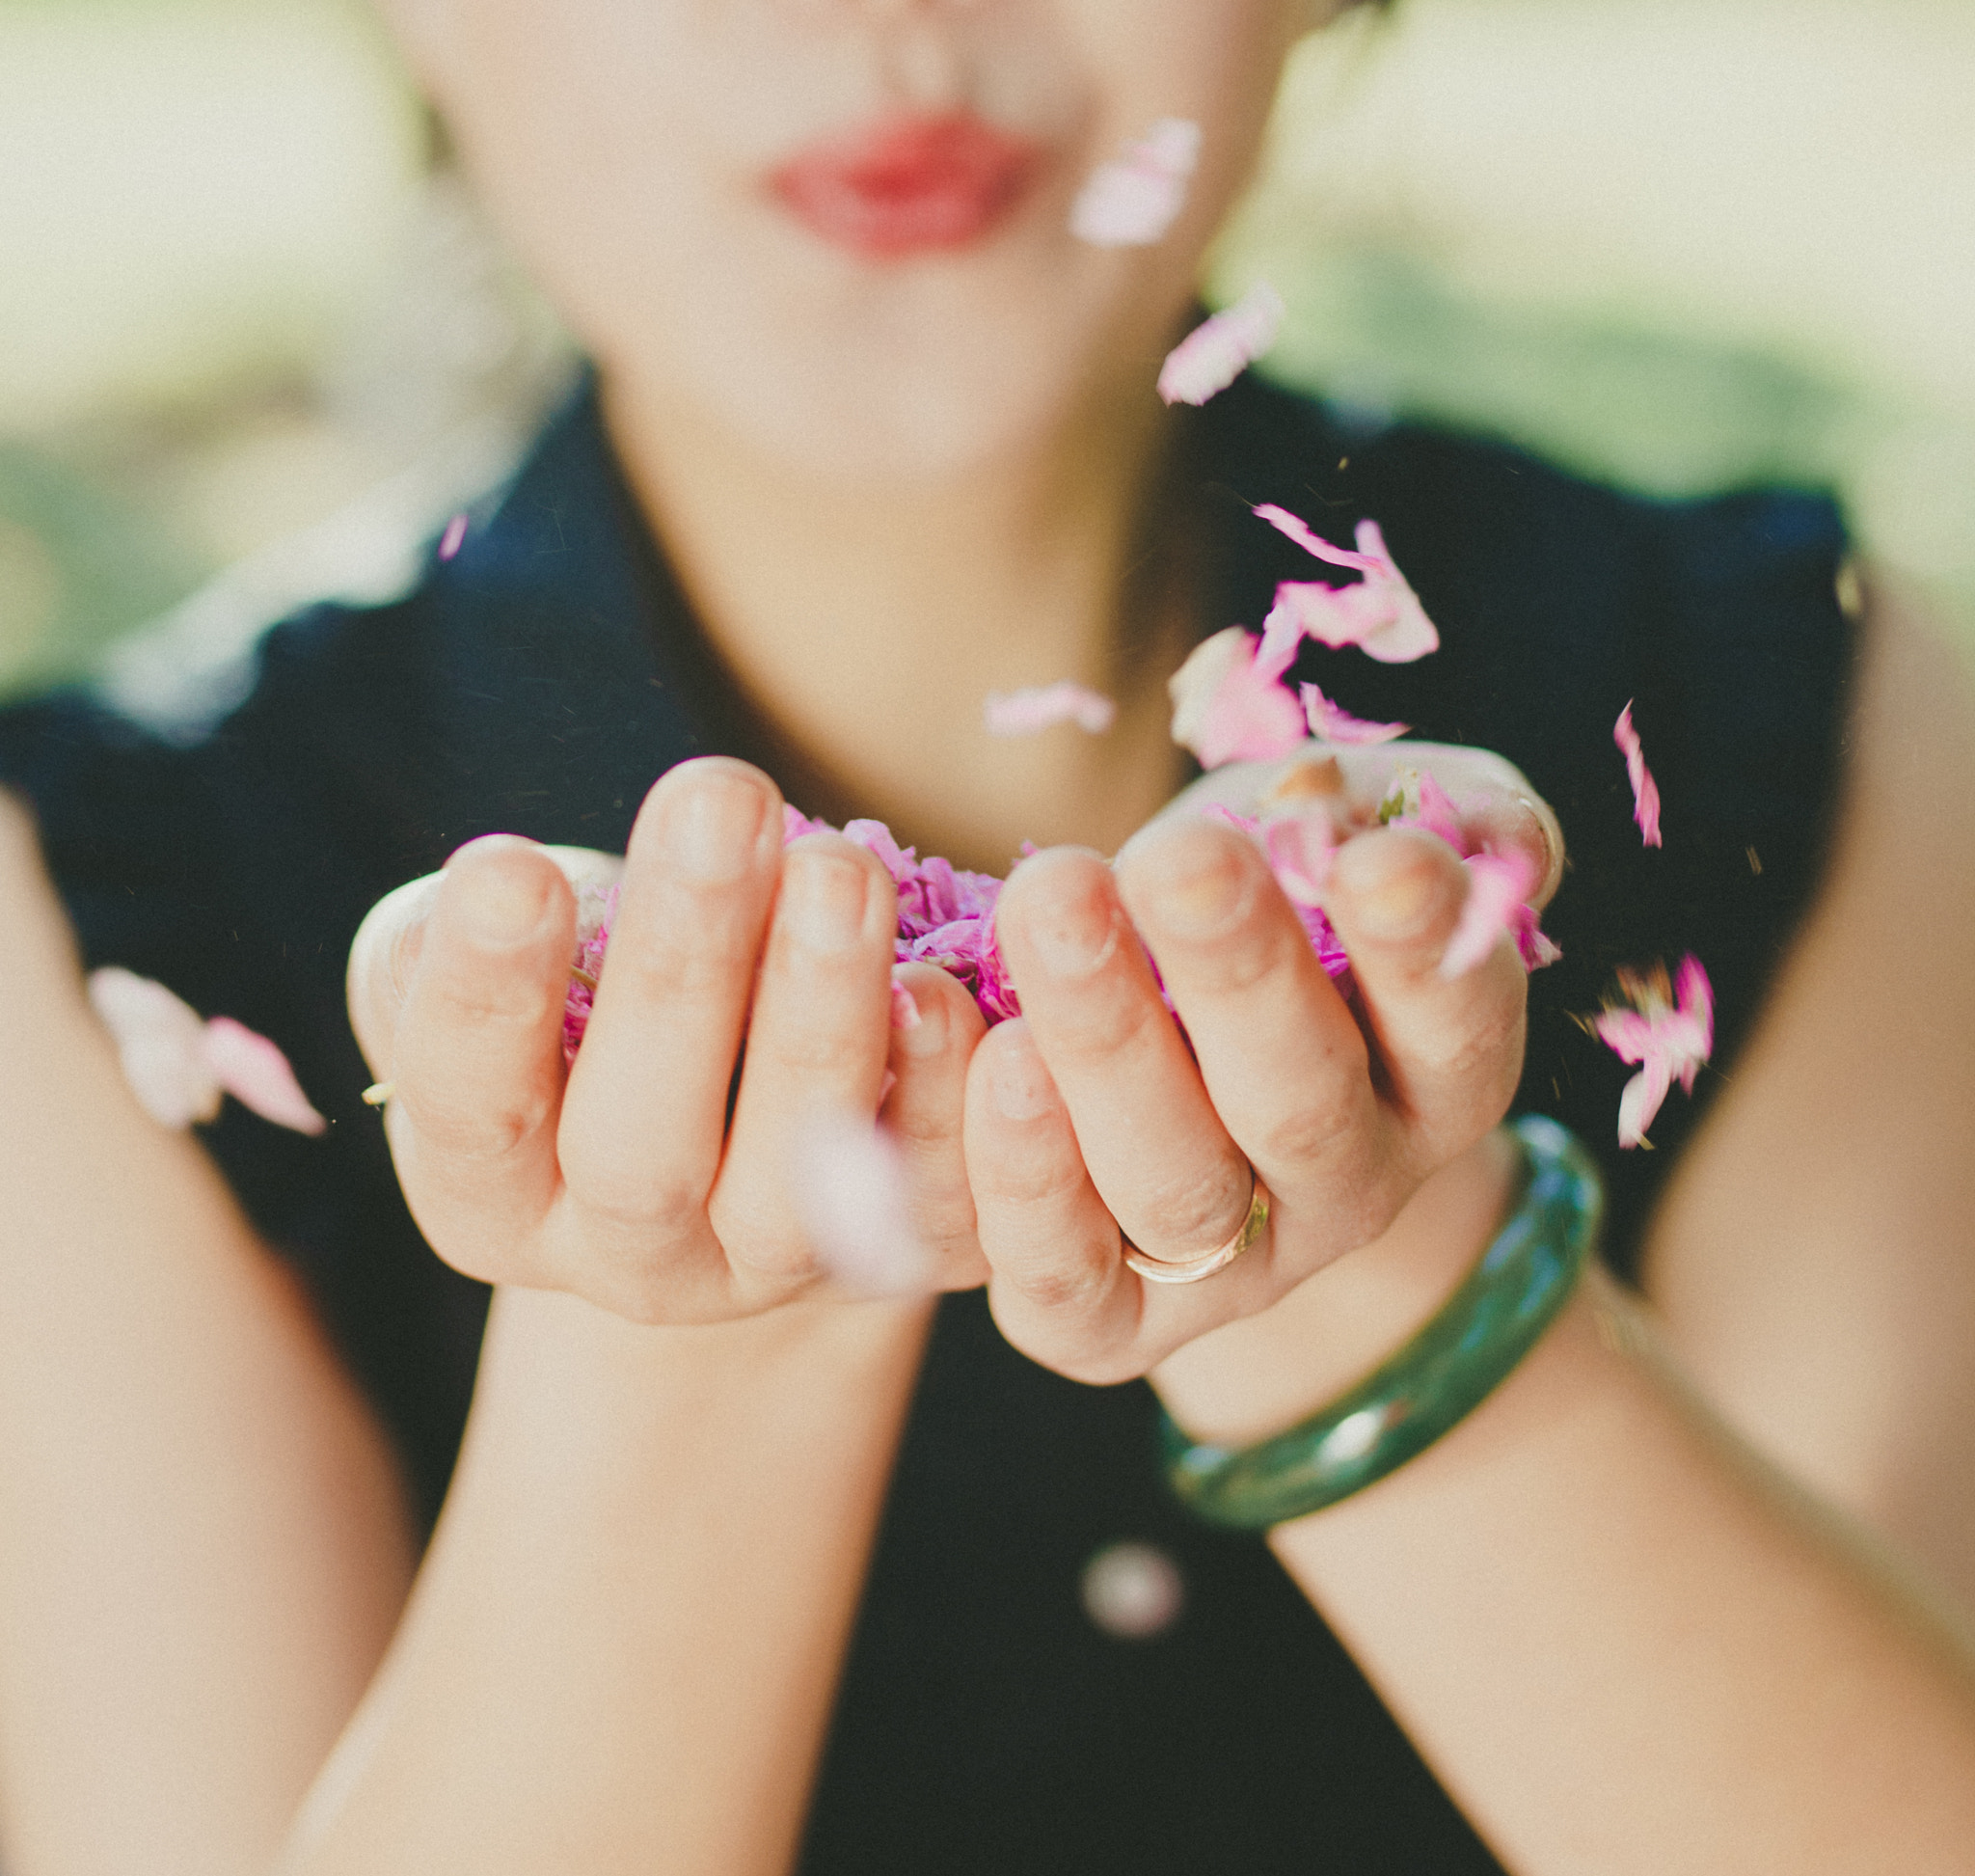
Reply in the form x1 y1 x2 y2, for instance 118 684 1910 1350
963 741 1558 1383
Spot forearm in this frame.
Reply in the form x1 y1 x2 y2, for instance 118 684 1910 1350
280 1285 932 1876
0 809 416 1875
1155 1140 1975 1874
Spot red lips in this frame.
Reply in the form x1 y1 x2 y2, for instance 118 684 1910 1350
771 114 1041 258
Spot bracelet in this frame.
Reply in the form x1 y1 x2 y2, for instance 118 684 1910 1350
1159 1115 1603 1529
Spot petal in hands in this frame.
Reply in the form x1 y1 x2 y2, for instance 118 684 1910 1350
1439 849 1540 980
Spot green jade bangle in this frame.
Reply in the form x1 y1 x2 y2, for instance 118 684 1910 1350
1161 1115 1604 1530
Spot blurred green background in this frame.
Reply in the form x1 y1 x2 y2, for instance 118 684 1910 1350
2 0 1970 704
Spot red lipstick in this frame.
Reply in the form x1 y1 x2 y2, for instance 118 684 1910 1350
771 115 1041 258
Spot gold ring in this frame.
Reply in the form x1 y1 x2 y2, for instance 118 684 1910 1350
1123 1174 1270 1286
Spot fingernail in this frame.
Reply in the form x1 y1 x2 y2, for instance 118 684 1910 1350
1021 891 1119 980
990 1035 1059 1120
894 979 948 1059
454 856 553 947
1141 835 1253 942
782 851 872 955
661 770 771 881
1339 835 1441 939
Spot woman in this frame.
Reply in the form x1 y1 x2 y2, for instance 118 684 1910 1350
3 2 1974 1871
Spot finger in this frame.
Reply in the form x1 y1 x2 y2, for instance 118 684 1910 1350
962 1018 1144 1381
348 845 623 1082
1173 741 1563 907
1115 815 1399 1253
347 873 441 1080
709 832 899 1291
555 759 783 1279
881 963 990 1288
385 836 576 1282
992 848 1254 1264
1321 826 1529 1169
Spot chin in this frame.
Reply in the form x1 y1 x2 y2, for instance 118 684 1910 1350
591 242 1181 485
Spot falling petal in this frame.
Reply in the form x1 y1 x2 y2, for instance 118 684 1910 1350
87 966 222 1129
1168 626 1308 770
1253 509 1441 664
1253 503 1386 574
437 513 469 561
788 1113 938 1296
984 682 1119 737
1156 282 1285 407
1614 701 1664 848
1300 682 1408 746
1069 118 1201 246
201 1018 328 1136
1585 953 1713 1146
1439 850 1538 980
1615 1058 1675 1151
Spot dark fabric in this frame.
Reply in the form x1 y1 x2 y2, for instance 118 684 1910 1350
0 372 1852 1874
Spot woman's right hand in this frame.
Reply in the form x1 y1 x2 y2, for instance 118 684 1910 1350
345 756 988 1323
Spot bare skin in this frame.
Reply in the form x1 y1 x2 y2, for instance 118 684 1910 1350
6 0 1975 1869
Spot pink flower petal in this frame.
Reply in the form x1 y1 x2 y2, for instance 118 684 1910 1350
201 1017 328 1136
1439 850 1539 980
1616 1057 1675 1151
1168 626 1309 770
437 512 469 561
1253 503 1388 575
1262 808 1338 905
1156 282 1285 407
984 682 1119 737
1409 772 1469 853
1586 953 1714 1146
840 818 917 884
87 966 222 1129
1614 701 1663 848
788 1114 938 1296
1253 509 1441 664
1069 118 1200 246
1300 682 1408 746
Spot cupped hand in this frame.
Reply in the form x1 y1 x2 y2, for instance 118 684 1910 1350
346 757 988 1323
963 740 1556 1383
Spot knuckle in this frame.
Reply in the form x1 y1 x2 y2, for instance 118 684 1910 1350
567 1169 705 1243
1003 1258 1111 1317
398 1085 549 1165
981 1147 1089 1211
1137 1162 1253 1251
1253 1097 1362 1175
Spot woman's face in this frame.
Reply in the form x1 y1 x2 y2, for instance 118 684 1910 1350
387 0 1332 479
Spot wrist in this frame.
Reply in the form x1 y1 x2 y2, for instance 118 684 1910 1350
483 1281 936 1427
1151 1128 1519 1449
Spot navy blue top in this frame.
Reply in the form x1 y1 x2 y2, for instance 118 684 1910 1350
0 374 1852 1873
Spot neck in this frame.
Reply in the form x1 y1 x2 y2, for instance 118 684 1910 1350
601 368 1198 874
